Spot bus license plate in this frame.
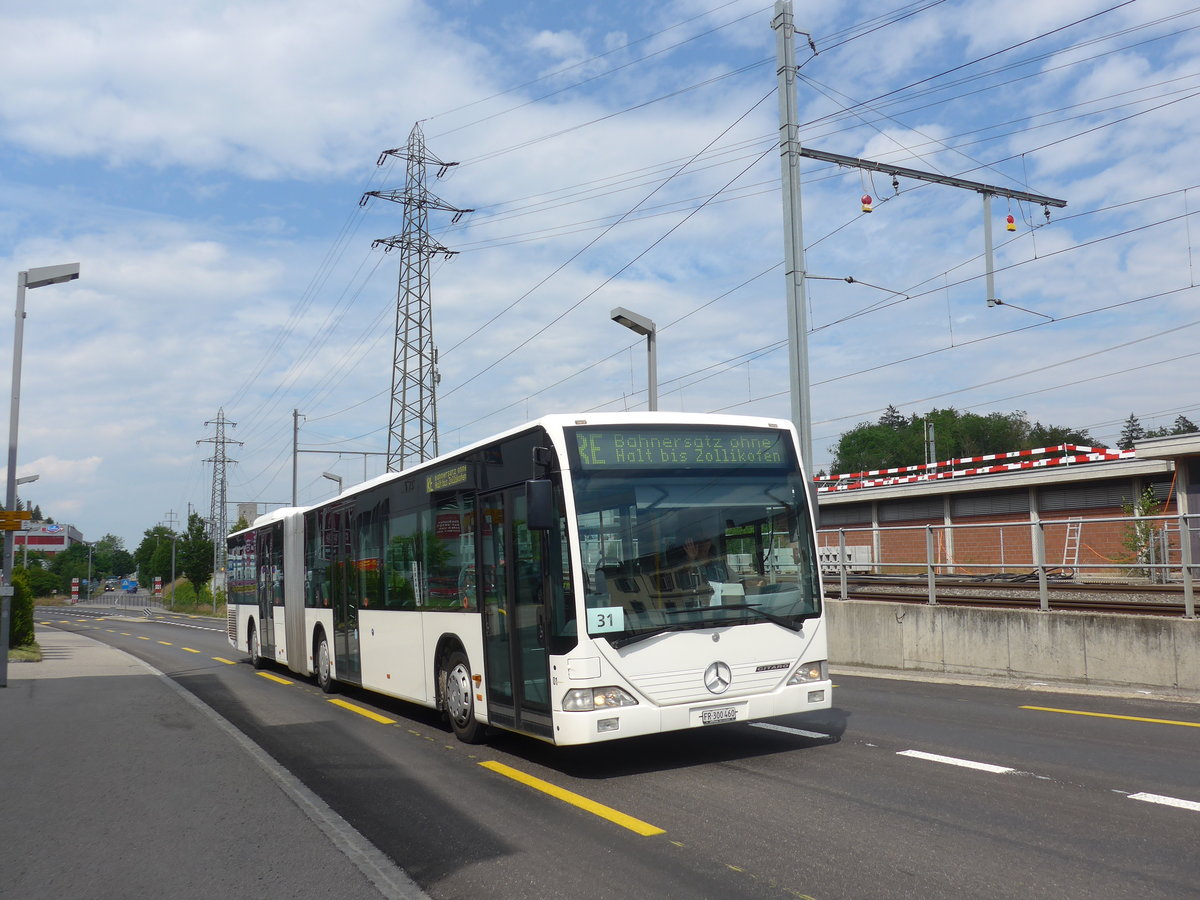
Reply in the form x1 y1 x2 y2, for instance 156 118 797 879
699 706 738 725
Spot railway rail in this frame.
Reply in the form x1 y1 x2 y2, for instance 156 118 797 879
824 574 1194 616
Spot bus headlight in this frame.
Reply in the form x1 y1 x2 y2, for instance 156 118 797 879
787 661 827 685
562 686 639 711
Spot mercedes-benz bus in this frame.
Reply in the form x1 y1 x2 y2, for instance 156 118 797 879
226 412 830 745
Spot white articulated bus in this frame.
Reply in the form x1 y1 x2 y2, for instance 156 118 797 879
226 412 830 745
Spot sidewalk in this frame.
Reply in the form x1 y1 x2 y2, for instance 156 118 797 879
0 627 426 900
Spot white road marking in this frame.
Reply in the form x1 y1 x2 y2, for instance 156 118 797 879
750 722 829 739
897 750 1015 774
1128 792 1200 813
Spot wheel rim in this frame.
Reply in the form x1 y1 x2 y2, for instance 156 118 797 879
446 663 472 725
318 640 330 683
250 627 259 660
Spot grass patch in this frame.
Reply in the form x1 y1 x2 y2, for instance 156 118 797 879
8 643 42 662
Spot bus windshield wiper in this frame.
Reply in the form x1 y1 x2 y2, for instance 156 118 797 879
607 620 712 649
665 602 805 632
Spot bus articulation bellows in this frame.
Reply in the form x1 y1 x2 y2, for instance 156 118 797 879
226 412 831 745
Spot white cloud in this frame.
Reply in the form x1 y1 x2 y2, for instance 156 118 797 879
1 0 1197 544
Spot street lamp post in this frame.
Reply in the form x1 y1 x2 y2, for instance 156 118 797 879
321 472 343 495
610 307 658 412
2 263 79 688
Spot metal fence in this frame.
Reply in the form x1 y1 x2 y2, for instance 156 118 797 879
818 511 1197 618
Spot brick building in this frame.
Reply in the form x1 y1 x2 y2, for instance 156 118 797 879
815 435 1200 581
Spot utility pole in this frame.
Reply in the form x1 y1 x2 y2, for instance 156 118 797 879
772 0 815 469
361 122 472 472
292 408 304 507
198 409 241 597
770 0 1066 471
164 509 179 603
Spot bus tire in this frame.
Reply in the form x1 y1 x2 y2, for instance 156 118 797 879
315 632 337 694
248 621 265 669
441 650 484 744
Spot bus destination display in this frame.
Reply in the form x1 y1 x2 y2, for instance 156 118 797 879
573 428 790 470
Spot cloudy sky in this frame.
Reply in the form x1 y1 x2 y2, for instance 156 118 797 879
3 0 1199 548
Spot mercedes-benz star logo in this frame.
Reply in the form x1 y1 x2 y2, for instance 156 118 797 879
704 661 732 694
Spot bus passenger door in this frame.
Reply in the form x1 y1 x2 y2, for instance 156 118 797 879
480 489 552 737
256 530 275 656
325 502 361 684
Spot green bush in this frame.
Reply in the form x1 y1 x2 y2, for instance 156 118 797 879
9 570 34 648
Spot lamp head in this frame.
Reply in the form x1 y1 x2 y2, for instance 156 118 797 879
610 306 655 336
24 263 80 289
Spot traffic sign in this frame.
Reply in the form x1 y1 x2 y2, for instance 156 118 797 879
0 510 31 530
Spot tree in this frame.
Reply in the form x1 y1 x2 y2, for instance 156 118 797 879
134 525 175 586
49 543 91 584
878 405 908 429
110 549 135 578
8 570 34 648
829 407 1094 474
19 563 61 598
1118 413 1144 450
178 512 214 590
230 514 249 534
1120 486 1162 578
1173 415 1197 435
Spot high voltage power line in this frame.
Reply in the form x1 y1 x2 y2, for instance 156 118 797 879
225 1 1200 508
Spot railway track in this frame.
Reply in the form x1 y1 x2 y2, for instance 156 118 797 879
824 575 1194 616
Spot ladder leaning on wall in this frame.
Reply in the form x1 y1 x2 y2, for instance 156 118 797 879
1062 518 1082 573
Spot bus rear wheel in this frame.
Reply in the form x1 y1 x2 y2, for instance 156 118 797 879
248 622 265 669
441 650 484 744
315 633 336 694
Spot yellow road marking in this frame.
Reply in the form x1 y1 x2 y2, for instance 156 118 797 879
1021 706 1200 728
182 647 201 654
119 632 132 636
213 657 237 665
257 671 295 685
137 636 150 640
328 699 397 724
158 641 173 646
479 760 665 836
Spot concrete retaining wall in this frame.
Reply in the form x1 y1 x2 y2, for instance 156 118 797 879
825 599 1200 693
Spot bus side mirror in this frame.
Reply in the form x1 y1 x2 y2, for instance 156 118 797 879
526 479 555 531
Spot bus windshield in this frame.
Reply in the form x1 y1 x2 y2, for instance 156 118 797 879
573 467 821 644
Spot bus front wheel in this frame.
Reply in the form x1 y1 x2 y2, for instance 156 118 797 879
315 632 336 694
441 650 484 744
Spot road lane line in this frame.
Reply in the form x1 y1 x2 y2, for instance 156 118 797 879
328 699 397 725
256 671 295 685
898 750 1015 774
182 647 201 653
479 760 666 836
1021 706 1200 728
1128 792 1200 812
158 641 173 646
136 636 150 640
750 722 829 739
213 657 237 665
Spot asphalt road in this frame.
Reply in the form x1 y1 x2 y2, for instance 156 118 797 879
33 607 1200 899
